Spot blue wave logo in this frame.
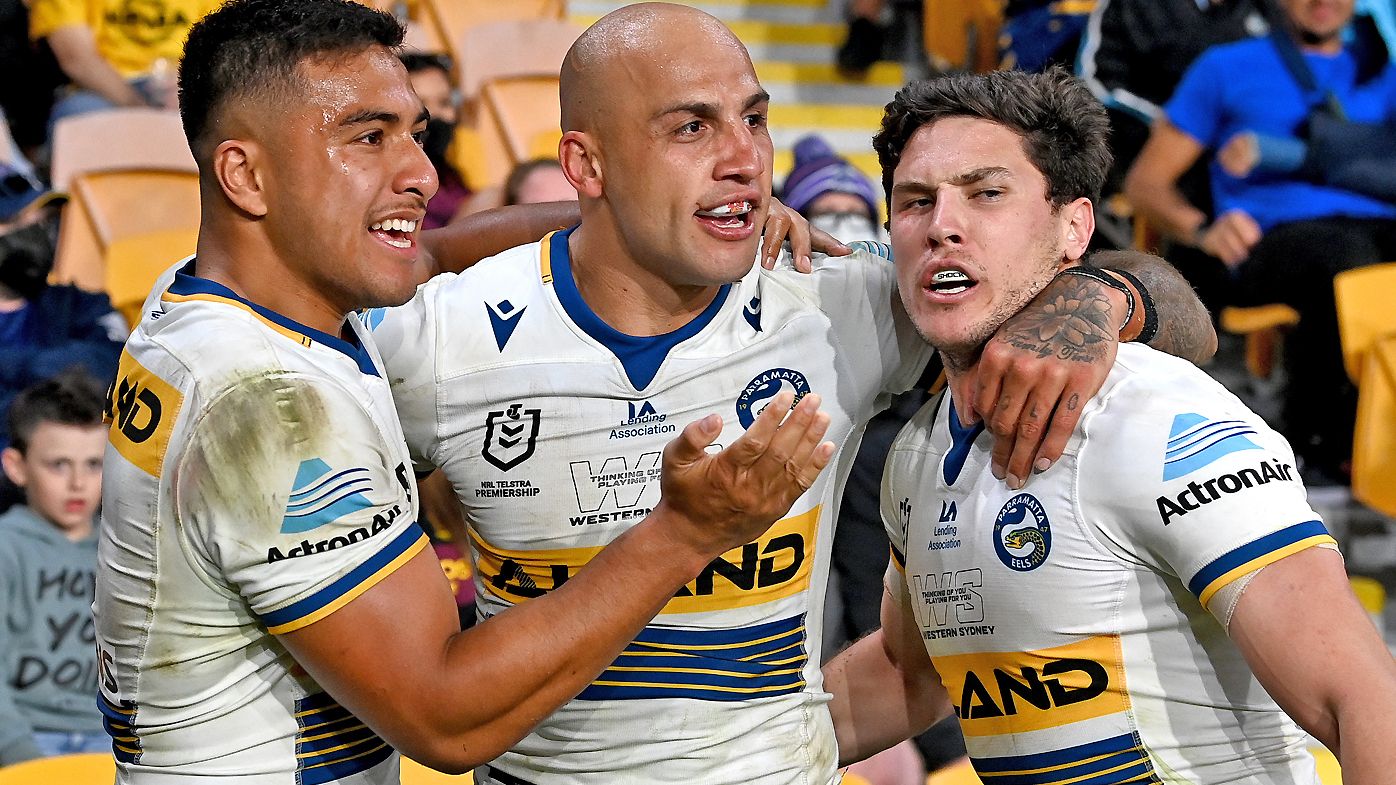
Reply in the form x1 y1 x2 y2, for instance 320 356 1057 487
281 458 375 534
1163 413 1261 481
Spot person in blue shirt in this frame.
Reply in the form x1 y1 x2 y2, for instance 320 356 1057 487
1125 0 1396 484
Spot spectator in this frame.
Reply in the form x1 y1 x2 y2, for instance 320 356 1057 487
1000 0 1094 74
0 1 60 164
782 134 884 243
400 52 471 230
502 157 575 206
29 0 220 124
1125 0 1396 483
0 165 125 451
0 370 107 765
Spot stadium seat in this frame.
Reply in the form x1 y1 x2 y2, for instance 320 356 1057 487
470 76 563 188
1219 304 1301 380
457 18 581 99
1334 261 1396 384
418 0 565 71
49 170 201 298
1352 334 1396 518
401 757 475 783
923 0 1002 73
926 757 982 785
49 109 195 191
105 228 200 327
0 752 114 783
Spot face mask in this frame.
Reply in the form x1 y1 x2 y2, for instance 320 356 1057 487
809 211 885 245
423 118 456 168
0 220 56 300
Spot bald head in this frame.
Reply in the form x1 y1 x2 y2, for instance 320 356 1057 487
560 3 751 132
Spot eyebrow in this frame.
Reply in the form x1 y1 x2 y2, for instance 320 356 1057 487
652 90 771 121
339 106 431 128
891 166 1014 195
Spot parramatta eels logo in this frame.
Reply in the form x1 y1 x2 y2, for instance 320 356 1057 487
993 493 1051 572
735 368 810 429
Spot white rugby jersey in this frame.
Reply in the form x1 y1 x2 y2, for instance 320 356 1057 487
95 261 426 783
883 343 1331 785
371 228 930 784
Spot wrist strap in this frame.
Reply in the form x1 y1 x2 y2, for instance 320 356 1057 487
1055 266 1137 337
1105 267 1158 345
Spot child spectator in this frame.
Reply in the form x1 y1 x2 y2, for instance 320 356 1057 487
0 371 108 765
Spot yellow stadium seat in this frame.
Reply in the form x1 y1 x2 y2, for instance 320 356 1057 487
1334 261 1396 384
401 757 475 783
419 0 565 71
49 109 195 191
49 170 201 298
1352 334 1396 517
470 76 562 188
105 229 200 327
1219 303 1301 380
923 0 1002 74
926 756 982 785
0 753 114 784
457 19 580 99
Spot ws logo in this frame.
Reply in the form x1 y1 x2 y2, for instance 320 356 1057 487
105 352 182 477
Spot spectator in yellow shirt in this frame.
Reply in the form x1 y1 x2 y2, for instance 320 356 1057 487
30 0 220 125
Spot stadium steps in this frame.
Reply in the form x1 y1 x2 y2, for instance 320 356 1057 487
567 0 896 185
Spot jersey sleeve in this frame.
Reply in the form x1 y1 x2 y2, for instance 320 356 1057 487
363 280 444 475
813 247 933 400
880 413 923 576
175 373 427 634
1080 374 1334 615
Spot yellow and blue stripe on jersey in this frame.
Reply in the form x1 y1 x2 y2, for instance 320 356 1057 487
1188 520 1335 609
261 524 428 634
294 692 393 784
579 614 808 702
99 693 142 764
972 733 1162 785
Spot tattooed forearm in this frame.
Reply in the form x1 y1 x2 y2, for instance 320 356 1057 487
1088 249 1218 364
993 274 1117 366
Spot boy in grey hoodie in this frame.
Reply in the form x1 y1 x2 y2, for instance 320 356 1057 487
0 371 107 765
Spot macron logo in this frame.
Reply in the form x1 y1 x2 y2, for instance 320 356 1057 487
1163 413 1261 481
281 458 375 534
486 299 526 351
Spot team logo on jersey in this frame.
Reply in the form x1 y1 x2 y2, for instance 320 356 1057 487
743 296 763 332
610 400 675 440
735 368 810 429
1163 412 1261 481
993 493 1051 571
280 458 375 533
486 298 527 351
483 403 541 471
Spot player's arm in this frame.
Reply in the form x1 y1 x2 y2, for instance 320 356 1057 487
1227 547 1396 783
419 198 844 276
973 248 1216 488
823 567 954 765
279 391 835 773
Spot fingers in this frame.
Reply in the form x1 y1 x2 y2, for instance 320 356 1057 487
1034 386 1085 477
786 208 814 273
723 390 794 467
810 225 854 257
664 412 724 470
760 209 788 270
761 393 833 492
1000 374 1066 488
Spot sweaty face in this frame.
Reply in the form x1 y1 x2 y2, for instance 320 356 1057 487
3 423 106 538
889 118 1085 369
596 31 774 286
260 47 438 314
1283 0 1355 44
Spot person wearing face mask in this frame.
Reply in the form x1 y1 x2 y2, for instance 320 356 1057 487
781 134 886 245
401 52 473 230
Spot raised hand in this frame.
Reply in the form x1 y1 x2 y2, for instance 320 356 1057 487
655 391 835 557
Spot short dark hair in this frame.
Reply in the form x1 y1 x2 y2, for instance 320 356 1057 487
178 0 405 159
399 52 453 78
873 67 1111 211
8 370 107 454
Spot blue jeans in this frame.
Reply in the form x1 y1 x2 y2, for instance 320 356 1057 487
30 730 110 756
48 77 162 128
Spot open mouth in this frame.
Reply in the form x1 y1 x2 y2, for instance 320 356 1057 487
927 268 977 296
370 218 418 250
695 200 755 232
